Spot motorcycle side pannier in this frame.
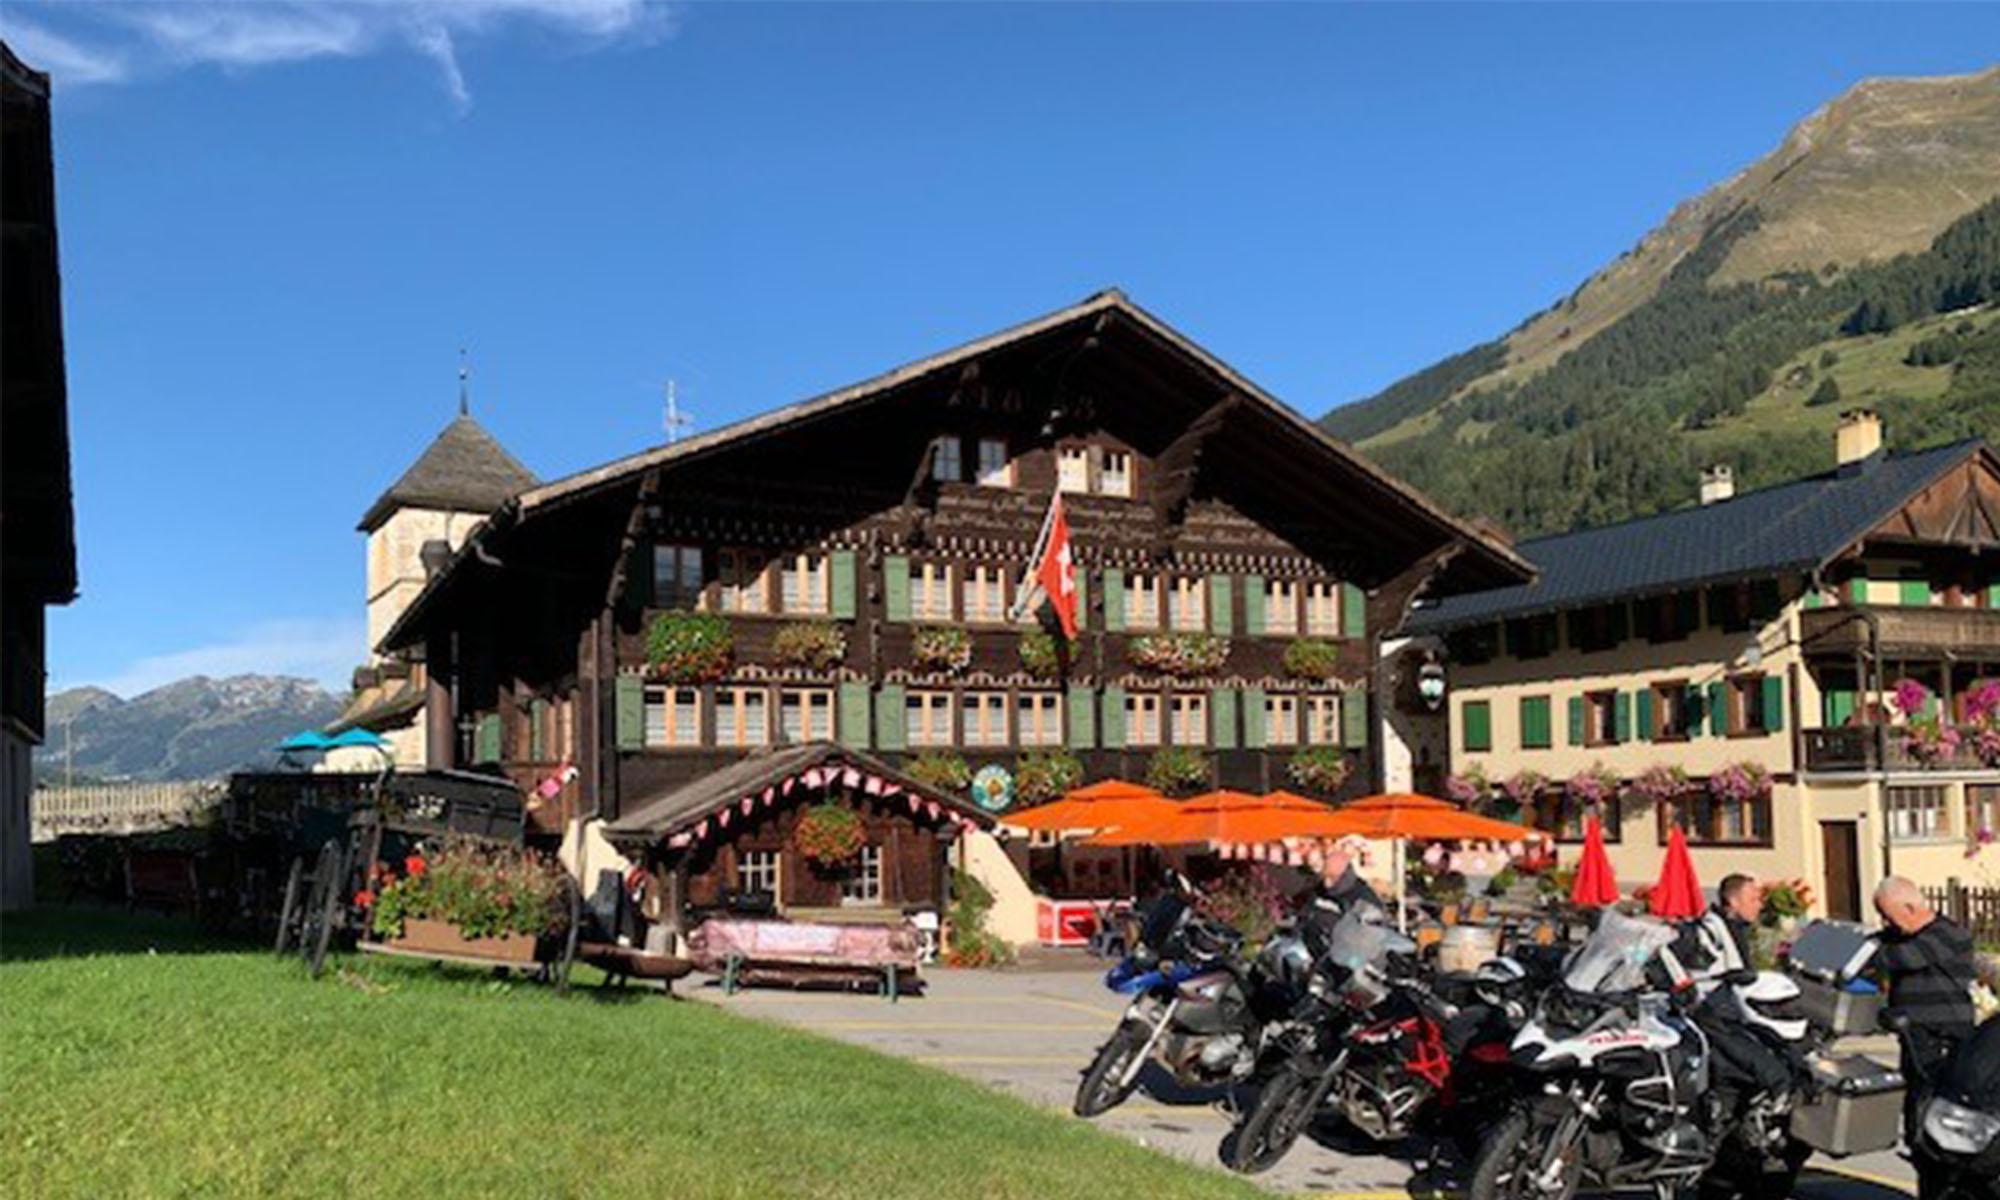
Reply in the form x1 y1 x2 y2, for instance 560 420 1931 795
1791 1054 1906 1157
1786 921 1885 1036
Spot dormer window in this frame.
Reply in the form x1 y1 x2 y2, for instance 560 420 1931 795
977 439 1011 487
1101 450 1132 498
1058 446 1091 494
931 437 962 483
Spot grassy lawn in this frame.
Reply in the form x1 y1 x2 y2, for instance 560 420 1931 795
2 909 1257 1199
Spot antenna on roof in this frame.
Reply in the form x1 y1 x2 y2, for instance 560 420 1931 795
458 347 471 416
663 379 693 445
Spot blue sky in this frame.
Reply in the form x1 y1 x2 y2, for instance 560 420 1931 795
11 1 1998 697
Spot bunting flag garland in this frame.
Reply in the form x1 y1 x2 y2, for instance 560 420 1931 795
741 796 754 816
842 767 861 789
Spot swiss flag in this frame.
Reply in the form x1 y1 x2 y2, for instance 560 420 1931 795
1035 494 1078 638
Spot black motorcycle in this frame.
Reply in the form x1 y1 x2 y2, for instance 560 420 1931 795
1914 1017 2000 1200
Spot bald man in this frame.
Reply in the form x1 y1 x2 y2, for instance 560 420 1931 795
1874 876 1976 1105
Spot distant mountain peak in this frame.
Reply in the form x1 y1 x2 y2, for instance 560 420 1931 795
40 674 343 782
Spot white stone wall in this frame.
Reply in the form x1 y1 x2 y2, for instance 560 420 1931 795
365 508 481 661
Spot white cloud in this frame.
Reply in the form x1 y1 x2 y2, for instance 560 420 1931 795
3 1 676 108
79 616 366 700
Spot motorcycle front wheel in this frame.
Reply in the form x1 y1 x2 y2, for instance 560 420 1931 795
1223 1062 1321 1174
1468 1108 1583 1200
1074 1020 1150 1118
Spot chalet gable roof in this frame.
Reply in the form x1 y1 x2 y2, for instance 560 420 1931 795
358 412 537 532
1406 439 1994 634
601 742 996 848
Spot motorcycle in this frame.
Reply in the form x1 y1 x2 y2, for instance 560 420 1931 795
1072 871 1313 1118
1913 1016 2000 1200
1466 910 1818 1200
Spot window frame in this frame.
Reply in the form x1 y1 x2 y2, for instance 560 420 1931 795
737 848 781 898
1264 578 1300 635
1888 784 1950 843
976 438 1011 487
1167 576 1207 632
778 553 830 615
1125 573 1162 630
1663 792 1773 848
1728 672 1771 737
961 563 1010 625
717 547 770 615
1099 449 1133 498
911 559 954 622
714 685 771 748
779 687 834 744
652 543 705 610
1168 693 1209 747
1539 794 1623 844
1057 445 1092 494
1264 693 1300 747
1304 582 1339 637
1124 692 1162 746
931 436 963 483
1016 691 1063 747
1583 690 1618 747
1304 694 1342 746
1651 679 1692 741
905 690 955 748
963 690 1010 748
643 685 702 749
840 844 884 906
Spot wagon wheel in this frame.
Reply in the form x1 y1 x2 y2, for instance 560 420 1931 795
300 840 347 979
552 875 583 996
274 855 306 955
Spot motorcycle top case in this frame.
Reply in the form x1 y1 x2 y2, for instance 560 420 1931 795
1786 920 1877 985
1790 1053 1906 1158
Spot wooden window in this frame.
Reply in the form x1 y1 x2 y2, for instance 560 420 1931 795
1729 673 1771 736
1584 690 1618 746
962 564 1009 624
1518 696 1550 749
964 691 1009 747
1305 695 1341 746
643 686 700 748
911 561 953 621
1462 700 1493 752
1058 446 1091 494
1539 794 1622 843
779 688 833 744
1169 694 1208 746
1304 582 1339 636
1264 694 1299 746
1889 785 1949 841
715 686 769 748
1264 579 1299 635
1652 681 1692 740
779 553 829 615
840 845 883 906
738 849 780 897
1668 792 1770 847
1124 693 1162 746
1567 603 1630 653
1168 577 1206 632
1100 450 1133 498
1969 785 2000 838
1503 615 1559 659
1017 692 1063 747
977 438 1011 487
931 436 962 483
652 544 704 609
905 690 954 747
1126 574 1161 630
718 548 769 614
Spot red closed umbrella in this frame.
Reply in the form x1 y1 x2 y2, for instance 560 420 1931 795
1569 815 1620 907
1647 825 1705 919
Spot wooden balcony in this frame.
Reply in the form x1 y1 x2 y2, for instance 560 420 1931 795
1801 724 1992 773
1801 605 2000 659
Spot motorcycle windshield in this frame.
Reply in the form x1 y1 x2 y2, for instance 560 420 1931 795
1320 909 1411 975
1941 1017 2000 1109
1136 891 1188 954
1561 910 1678 995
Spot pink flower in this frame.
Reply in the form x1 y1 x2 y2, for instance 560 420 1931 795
1894 678 1932 718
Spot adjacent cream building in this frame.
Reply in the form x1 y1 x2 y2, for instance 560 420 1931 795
1407 413 2000 918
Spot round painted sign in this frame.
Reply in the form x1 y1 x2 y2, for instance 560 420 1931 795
971 764 1016 812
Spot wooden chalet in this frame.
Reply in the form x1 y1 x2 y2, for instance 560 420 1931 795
376 290 1530 931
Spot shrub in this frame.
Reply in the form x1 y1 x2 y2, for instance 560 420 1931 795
771 621 847 670
793 803 866 866
912 626 973 674
1145 747 1211 796
1199 865 1289 947
1015 750 1083 805
945 869 1013 968
1280 638 1341 682
1287 746 1353 796
1129 633 1230 677
1018 631 1072 680
1760 879 1814 928
906 751 972 796
645 611 733 682
366 838 567 941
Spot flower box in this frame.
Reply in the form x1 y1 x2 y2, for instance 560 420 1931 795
394 917 538 963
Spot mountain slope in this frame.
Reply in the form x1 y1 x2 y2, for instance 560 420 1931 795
1320 66 2000 537
36 675 343 782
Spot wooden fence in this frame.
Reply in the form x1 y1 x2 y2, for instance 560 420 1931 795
30 780 226 841
1924 879 2000 945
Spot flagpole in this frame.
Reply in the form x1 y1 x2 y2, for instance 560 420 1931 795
1010 491 1061 623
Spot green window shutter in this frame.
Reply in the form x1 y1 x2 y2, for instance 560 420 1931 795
1567 696 1585 747
1211 688 1239 750
615 676 644 751
1341 583 1366 639
1101 685 1127 749
1762 676 1785 732
474 712 502 764
1900 579 1930 607
623 543 653 610
1209 575 1234 635
1066 684 1096 750
1462 701 1491 753
1342 690 1369 749
1849 577 1869 604
1243 575 1266 636
1519 697 1550 749
839 682 873 749
1242 686 1267 749
529 698 549 759
1072 568 1088 633
873 683 904 751
1707 681 1729 736
1988 582 2000 609
1634 689 1653 742
829 550 859 620
1826 688 1856 727
1102 568 1126 632
1612 691 1632 744
883 555 911 622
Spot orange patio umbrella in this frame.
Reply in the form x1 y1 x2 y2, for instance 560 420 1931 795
1315 793 1550 931
1569 815 1620 908
1002 778 1176 833
1648 825 1705 920
1083 791 1358 847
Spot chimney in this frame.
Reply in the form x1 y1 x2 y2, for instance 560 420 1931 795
1699 464 1735 505
1837 409 1883 468
420 538 453 579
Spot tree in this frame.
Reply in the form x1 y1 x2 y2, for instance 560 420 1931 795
1807 377 1843 408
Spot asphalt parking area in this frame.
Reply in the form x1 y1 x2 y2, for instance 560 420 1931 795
692 965 1920 1199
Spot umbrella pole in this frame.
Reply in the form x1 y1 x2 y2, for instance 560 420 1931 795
1395 837 1407 933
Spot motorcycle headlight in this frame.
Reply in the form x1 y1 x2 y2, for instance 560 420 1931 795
1924 1098 2000 1156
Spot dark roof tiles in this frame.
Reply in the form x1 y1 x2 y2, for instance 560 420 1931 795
358 413 536 531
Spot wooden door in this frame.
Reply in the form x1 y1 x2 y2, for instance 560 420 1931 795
1821 820 1861 921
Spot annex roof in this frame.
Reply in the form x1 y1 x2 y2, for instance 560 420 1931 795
1406 439 1991 634
358 412 537 532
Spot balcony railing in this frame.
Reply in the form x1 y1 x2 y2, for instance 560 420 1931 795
1801 605 2000 658
1801 724 1998 773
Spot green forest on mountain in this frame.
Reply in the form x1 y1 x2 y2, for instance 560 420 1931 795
1325 197 2000 539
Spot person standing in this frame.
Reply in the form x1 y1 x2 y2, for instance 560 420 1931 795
1874 876 1977 1117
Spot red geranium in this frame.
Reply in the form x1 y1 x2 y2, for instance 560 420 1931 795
354 889 377 907
404 855 427 877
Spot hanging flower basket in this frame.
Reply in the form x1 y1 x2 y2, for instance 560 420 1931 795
1708 761 1772 804
1018 631 1073 680
905 751 972 796
1130 633 1230 677
1015 750 1083 805
793 803 866 866
1146 747 1212 796
772 621 847 670
1287 746 1353 796
1497 770 1546 821
645 611 733 683
1445 764 1491 811
913 626 973 675
1629 764 1691 805
1565 763 1620 808
1281 638 1342 683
